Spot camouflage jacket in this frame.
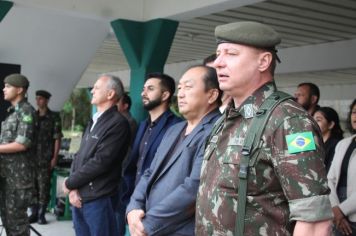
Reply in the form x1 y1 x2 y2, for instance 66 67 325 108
196 82 333 236
0 99 36 189
35 109 62 162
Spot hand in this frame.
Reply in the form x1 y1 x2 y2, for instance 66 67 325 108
62 178 70 194
333 206 352 235
338 218 352 235
127 209 147 236
69 190 82 208
333 206 345 227
50 158 57 170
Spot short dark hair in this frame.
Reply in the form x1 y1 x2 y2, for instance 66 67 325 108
188 65 222 107
121 92 132 110
146 72 176 103
298 82 320 103
346 99 356 134
203 53 216 66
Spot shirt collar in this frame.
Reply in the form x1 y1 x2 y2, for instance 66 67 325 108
225 81 277 119
92 111 103 123
147 111 165 127
9 98 27 112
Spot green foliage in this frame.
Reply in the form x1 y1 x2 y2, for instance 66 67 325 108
62 101 73 114
61 88 91 130
74 124 84 132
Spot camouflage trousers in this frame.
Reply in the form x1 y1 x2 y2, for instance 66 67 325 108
31 161 51 206
0 178 32 236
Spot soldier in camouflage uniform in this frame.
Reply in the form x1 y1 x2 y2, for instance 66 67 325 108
28 90 62 224
195 22 333 236
0 74 36 236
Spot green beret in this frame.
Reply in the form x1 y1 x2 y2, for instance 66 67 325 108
215 21 281 48
36 90 51 99
4 74 29 88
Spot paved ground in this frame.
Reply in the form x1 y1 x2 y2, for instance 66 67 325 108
0 213 75 236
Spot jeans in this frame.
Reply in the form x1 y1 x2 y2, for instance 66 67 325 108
116 202 127 236
72 195 118 236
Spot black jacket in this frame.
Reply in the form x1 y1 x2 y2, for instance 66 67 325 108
66 106 130 202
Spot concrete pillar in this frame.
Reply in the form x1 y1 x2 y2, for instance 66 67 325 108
111 18 178 122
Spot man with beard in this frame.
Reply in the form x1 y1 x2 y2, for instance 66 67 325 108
126 65 221 236
295 82 320 116
117 72 182 235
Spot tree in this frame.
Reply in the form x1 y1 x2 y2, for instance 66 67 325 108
61 88 91 131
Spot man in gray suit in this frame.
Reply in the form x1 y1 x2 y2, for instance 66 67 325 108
126 65 222 236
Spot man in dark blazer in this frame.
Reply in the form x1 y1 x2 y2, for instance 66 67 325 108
126 65 222 236
117 72 182 235
62 74 130 236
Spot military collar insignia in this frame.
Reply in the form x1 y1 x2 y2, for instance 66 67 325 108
242 104 254 119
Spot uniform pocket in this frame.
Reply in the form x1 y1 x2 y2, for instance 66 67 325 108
218 144 241 192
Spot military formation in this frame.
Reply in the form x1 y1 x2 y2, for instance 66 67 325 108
1 20 355 236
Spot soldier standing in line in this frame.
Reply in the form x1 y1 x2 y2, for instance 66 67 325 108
28 90 63 224
195 21 333 236
0 74 36 236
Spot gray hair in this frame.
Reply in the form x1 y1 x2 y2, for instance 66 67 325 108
101 74 124 102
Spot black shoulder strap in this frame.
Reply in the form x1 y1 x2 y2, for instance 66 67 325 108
236 91 292 236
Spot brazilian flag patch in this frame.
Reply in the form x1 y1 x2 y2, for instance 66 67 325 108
286 131 316 154
22 115 33 123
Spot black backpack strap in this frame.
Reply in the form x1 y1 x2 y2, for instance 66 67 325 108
236 91 292 236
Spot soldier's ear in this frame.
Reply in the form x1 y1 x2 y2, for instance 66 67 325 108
258 51 272 73
16 87 25 95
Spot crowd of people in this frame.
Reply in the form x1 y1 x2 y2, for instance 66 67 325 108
0 20 355 236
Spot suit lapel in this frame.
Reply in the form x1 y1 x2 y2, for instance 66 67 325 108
155 121 204 180
154 109 221 180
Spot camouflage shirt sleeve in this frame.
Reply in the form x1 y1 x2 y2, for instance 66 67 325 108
52 112 63 140
270 104 333 222
15 107 35 148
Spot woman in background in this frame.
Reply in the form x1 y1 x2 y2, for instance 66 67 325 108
328 99 356 236
314 106 344 173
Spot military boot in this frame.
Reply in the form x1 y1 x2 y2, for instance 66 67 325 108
37 205 48 225
28 205 38 223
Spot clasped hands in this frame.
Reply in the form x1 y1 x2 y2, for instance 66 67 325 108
127 209 147 236
62 177 82 208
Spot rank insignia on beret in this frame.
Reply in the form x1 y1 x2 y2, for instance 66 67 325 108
285 131 316 154
22 115 33 123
